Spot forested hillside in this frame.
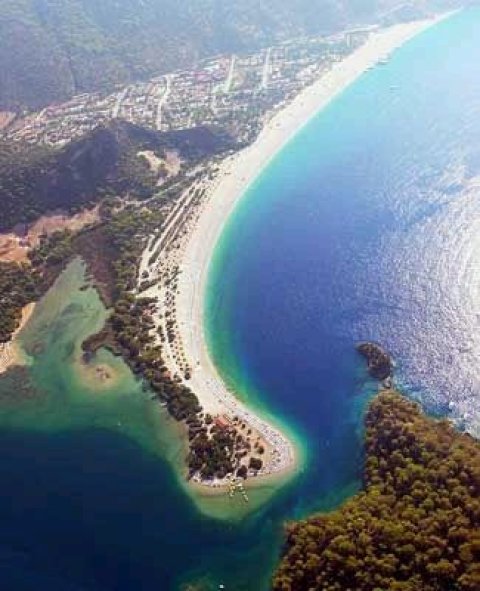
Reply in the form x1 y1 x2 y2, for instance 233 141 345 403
0 0 459 111
0 120 233 231
274 391 480 591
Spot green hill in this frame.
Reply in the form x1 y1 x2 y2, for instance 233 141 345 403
0 120 233 231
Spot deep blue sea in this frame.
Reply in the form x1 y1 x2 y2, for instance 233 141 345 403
0 8 479 591
207 11 480 519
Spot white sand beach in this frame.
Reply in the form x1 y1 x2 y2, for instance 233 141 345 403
142 13 453 483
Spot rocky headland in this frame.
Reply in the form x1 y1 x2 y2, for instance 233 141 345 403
356 341 393 381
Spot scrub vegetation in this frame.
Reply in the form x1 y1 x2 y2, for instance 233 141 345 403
0 120 232 232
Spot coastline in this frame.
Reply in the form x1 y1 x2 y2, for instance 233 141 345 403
142 12 454 492
0 303 36 375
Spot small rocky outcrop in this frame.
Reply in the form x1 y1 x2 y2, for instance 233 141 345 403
356 341 392 381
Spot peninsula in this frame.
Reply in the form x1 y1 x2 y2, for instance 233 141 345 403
273 389 480 591
136 14 451 490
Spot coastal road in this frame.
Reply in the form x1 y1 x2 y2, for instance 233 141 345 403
261 47 272 90
112 86 129 118
156 75 172 130
224 55 236 93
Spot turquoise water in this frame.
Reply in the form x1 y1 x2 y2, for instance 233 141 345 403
206 3 480 546
1 9 480 591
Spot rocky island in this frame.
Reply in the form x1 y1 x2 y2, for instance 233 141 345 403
356 341 393 381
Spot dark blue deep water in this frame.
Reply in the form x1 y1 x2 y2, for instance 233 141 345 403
207 3 480 541
1 9 480 591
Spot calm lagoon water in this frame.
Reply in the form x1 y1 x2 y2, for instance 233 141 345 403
1 9 480 590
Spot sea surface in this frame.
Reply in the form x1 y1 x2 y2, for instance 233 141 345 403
0 9 479 591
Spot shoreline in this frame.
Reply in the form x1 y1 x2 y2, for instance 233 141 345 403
141 12 454 492
0 303 36 375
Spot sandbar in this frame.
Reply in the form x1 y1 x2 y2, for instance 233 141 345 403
141 12 454 490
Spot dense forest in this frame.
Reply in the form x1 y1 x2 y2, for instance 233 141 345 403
0 120 233 231
274 391 480 591
0 0 458 111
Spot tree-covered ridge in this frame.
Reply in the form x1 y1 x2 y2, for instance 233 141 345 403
0 120 233 231
0 0 452 111
274 391 480 591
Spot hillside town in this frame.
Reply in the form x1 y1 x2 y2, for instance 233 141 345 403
3 28 371 147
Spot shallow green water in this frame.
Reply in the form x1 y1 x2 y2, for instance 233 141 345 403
0 259 301 590
0 259 162 445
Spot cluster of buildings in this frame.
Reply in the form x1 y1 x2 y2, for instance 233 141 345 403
3 29 370 147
